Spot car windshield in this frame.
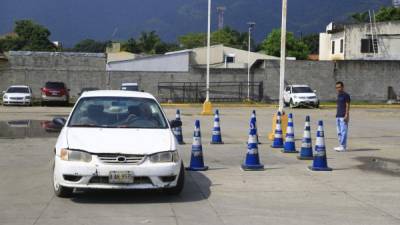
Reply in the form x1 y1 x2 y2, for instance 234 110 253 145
292 87 313 93
68 97 168 129
7 87 29 93
46 82 65 89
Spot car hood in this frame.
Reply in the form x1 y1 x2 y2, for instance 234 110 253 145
66 128 175 155
4 93 31 98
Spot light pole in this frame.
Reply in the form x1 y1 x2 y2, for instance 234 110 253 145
268 0 289 140
278 0 287 112
201 0 213 115
247 22 256 101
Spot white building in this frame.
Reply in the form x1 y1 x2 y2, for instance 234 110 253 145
106 44 279 72
394 0 400 8
319 21 400 60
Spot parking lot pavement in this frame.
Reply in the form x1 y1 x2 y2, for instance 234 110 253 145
0 106 399 225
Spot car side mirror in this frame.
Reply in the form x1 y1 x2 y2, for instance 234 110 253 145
68 89 71 91
313 90 317 93
2 91 5 94
52 117 66 127
170 120 182 128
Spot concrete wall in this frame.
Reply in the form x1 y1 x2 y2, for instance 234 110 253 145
1 51 399 103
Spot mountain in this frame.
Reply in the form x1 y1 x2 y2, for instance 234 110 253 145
0 0 392 47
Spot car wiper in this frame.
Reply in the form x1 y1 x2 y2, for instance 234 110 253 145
70 124 120 128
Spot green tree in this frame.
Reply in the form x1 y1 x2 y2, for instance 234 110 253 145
178 27 251 50
375 7 400 22
260 29 310 60
351 12 369 23
301 34 319 55
121 38 141 53
137 31 161 54
73 39 110 53
178 33 206 49
0 20 55 52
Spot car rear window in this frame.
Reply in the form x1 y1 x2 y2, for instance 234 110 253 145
46 82 65 89
6 87 30 93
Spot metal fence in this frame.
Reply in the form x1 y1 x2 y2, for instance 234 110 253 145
157 81 264 103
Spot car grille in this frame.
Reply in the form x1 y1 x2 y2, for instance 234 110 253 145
307 96 316 99
96 153 145 164
89 176 152 185
10 97 23 100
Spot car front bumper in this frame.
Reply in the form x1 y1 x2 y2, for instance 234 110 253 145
3 99 31 105
293 99 319 107
41 95 68 102
54 156 182 190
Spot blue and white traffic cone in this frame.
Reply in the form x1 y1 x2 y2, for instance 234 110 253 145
298 116 314 160
251 110 261 144
242 117 264 171
186 120 208 171
309 121 332 171
211 109 224 144
172 109 185 145
283 113 298 153
271 111 284 148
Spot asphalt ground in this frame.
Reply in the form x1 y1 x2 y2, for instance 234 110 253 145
0 106 399 225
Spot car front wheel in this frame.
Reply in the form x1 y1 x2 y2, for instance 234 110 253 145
289 99 296 108
164 163 185 195
53 163 73 198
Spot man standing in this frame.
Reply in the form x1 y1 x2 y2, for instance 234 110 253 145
334 81 351 152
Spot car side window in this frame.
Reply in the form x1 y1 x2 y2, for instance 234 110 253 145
285 87 290 92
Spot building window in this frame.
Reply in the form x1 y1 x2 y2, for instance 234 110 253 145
361 39 378 53
225 54 235 63
332 41 335 54
340 39 344 53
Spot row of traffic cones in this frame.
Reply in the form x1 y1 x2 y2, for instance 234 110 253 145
181 109 331 172
271 113 332 171
173 109 224 146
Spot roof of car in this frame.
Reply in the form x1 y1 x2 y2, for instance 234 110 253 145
8 85 30 88
80 90 156 99
289 85 310 87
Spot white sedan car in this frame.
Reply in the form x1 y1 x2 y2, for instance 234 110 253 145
2 85 33 106
52 90 184 197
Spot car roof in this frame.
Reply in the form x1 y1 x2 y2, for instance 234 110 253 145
80 90 156 100
8 85 30 88
289 85 310 87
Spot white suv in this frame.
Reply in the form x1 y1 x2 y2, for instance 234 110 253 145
283 85 319 108
52 90 184 197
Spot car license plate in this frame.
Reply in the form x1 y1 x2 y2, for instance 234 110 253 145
109 171 134 184
51 92 59 96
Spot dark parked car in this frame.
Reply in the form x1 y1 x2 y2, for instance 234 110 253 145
78 87 99 96
40 82 70 106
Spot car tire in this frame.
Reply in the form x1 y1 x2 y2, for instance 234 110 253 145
289 99 295 108
41 101 46 107
284 100 289 107
53 163 73 198
164 163 185 195
315 102 320 109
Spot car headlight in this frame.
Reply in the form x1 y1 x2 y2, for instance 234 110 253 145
60 148 92 162
3 95 8 99
25 96 31 99
149 151 179 163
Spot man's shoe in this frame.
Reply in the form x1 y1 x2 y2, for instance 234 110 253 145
333 146 342 151
335 146 346 152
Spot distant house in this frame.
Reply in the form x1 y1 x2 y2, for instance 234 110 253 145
106 44 279 72
319 21 400 60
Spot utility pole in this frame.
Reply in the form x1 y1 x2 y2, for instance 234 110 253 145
202 0 213 115
247 22 256 101
217 6 226 30
278 0 287 112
